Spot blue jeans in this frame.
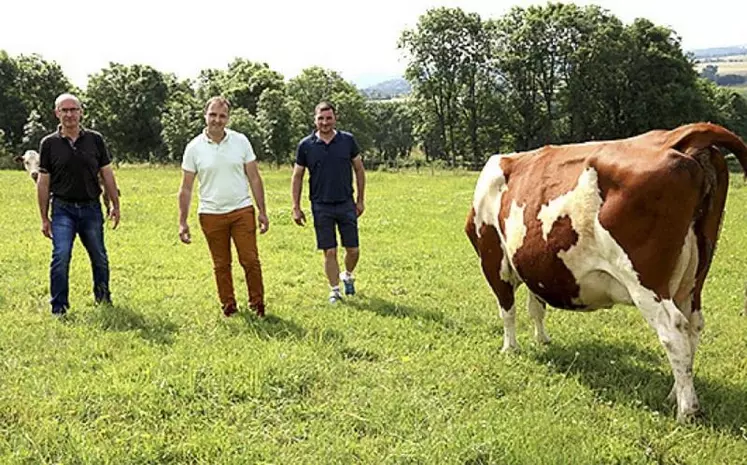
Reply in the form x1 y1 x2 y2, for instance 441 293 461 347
50 198 110 312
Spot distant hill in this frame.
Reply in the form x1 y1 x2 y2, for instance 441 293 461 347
690 45 747 60
361 78 411 100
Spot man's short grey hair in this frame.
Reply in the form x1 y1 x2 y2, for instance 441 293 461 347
55 93 81 109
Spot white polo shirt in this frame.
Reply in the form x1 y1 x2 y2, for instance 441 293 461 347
182 128 256 214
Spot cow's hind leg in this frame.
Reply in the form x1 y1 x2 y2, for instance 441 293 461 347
480 258 517 353
499 301 518 353
666 298 704 406
467 214 519 353
471 224 518 353
637 297 699 422
527 292 550 344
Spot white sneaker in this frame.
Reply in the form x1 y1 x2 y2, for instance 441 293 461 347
328 289 343 304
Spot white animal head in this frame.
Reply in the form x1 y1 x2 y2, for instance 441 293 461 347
14 150 41 182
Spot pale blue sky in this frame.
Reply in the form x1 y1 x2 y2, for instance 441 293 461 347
3 0 745 88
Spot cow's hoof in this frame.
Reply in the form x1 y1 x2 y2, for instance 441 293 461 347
676 404 701 424
676 408 699 424
500 344 520 354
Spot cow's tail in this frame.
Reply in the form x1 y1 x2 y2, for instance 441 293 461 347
465 208 480 255
668 122 747 178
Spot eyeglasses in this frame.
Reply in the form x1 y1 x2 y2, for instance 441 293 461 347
59 107 81 114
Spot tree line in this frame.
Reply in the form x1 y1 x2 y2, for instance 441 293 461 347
2 3 746 170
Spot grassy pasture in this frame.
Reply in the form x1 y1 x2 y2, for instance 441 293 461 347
1 166 746 464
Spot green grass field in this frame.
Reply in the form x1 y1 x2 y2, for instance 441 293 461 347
1 166 746 464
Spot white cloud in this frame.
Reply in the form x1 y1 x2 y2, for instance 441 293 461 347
3 0 745 88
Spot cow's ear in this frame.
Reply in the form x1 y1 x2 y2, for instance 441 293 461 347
13 155 23 163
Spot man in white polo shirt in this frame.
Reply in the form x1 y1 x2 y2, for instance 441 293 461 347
177 96 269 317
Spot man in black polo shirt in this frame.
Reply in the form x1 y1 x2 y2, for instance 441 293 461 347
291 101 366 304
37 93 120 317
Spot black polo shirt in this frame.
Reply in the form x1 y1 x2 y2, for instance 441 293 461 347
39 127 111 202
295 130 360 204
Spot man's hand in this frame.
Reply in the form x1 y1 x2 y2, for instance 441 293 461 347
108 207 120 229
292 207 306 226
356 200 365 217
258 212 269 234
179 223 191 244
41 218 52 239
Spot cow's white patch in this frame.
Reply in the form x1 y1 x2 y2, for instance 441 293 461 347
473 154 510 236
538 168 601 241
534 167 640 308
499 253 512 282
534 167 699 311
670 227 698 304
503 201 526 260
474 154 523 285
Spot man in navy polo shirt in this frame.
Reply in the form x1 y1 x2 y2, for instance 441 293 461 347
37 93 120 317
291 101 366 304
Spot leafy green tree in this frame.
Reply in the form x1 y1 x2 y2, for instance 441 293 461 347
400 7 500 165
618 19 704 134
22 110 48 152
195 68 226 103
287 66 373 152
330 89 373 152
161 88 203 162
257 89 294 166
556 5 630 141
368 99 415 165
493 3 602 148
695 79 747 138
195 59 285 115
224 60 285 115
399 8 466 164
0 128 14 169
0 51 26 148
15 54 75 134
228 107 266 161
85 63 169 162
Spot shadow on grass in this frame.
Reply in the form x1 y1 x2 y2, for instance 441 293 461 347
345 293 446 324
236 312 307 340
90 304 178 345
531 339 747 435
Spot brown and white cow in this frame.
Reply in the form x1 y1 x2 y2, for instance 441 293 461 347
466 122 747 423
15 149 118 215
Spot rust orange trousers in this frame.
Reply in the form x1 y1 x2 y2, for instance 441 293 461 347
199 206 264 309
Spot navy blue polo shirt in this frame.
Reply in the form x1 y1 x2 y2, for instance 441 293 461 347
39 127 111 202
296 130 360 204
